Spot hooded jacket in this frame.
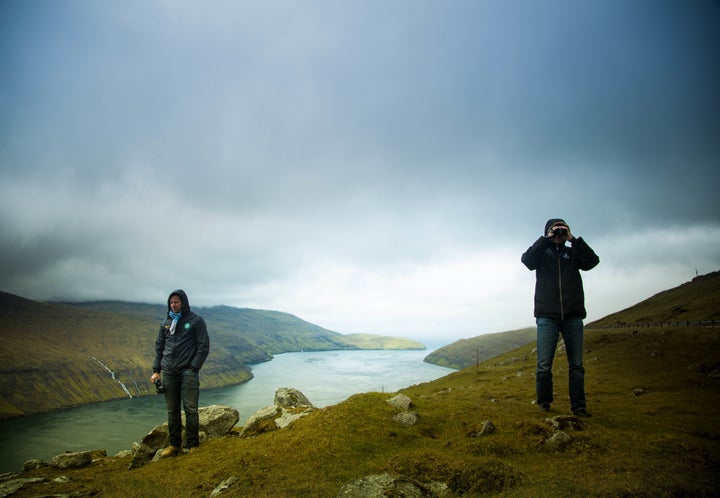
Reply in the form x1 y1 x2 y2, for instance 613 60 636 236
521 219 600 319
152 289 210 374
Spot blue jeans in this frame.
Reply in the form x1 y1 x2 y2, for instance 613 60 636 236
536 317 586 412
163 369 200 448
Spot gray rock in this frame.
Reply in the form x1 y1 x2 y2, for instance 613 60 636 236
21 459 49 472
128 425 168 470
198 405 240 437
51 450 92 469
128 405 239 469
0 477 45 497
239 405 281 437
275 409 310 429
386 394 413 411
210 476 241 497
240 388 315 437
544 415 585 431
393 410 420 427
544 430 572 451
274 387 314 409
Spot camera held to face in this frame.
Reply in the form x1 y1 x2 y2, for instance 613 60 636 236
551 227 568 237
154 378 165 394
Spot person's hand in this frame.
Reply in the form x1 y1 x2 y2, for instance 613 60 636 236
150 372 161 383
547 223 572 242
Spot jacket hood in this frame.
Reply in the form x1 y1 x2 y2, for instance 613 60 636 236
544 218 566 235
167 289 191 314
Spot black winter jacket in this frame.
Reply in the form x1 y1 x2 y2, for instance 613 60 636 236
153 289 210 374
521 236 599 319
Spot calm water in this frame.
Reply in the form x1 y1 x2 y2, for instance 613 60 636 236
0 349 454 472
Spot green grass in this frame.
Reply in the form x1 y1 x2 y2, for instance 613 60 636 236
12 325 720 497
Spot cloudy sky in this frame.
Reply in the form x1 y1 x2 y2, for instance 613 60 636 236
1 0 718 345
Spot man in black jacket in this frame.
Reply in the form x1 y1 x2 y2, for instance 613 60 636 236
150 289 210 457
521 219 599 417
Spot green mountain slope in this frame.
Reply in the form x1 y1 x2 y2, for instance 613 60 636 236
587 270 720 326
424 328 536 370
0 295 423 419
12 287 720 497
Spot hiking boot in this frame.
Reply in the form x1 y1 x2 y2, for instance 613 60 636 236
573 408 592 418
538 404 550 413
159 445 180 458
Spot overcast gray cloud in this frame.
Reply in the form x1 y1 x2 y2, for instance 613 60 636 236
1 0 719 344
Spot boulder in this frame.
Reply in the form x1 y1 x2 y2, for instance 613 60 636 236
274 387 314 409
128 404 239 469
544 431 572 451
239 405 281 438
387 394 419 426
393 411 420 427
128 425 168 470
386 394 413 411
51 450 92 469
198 405 240 437
239 388 315 438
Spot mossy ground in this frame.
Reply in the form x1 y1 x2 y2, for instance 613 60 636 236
11 327 720 497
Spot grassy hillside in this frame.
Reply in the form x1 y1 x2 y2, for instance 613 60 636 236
8 272 720 496
587 270 720 326
12 324 720 497
425 328 536 370
0 295 423 419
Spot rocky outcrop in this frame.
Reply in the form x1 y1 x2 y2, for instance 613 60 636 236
541 415 585 452
0 474 46 497
51 449 106 469
239 387 315 438
127 404 239 469
199 404 240 437
386 394 419 427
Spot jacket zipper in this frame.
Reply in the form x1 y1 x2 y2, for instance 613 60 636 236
556 245 564 320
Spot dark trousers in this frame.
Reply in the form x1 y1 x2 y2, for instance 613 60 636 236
535 317 586 412
163 369 200 448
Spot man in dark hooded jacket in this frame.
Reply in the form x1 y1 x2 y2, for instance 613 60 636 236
521 219 599 417
150 289 210 457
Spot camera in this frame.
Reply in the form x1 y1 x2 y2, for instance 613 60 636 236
551 227 568 237
154 378 165 394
